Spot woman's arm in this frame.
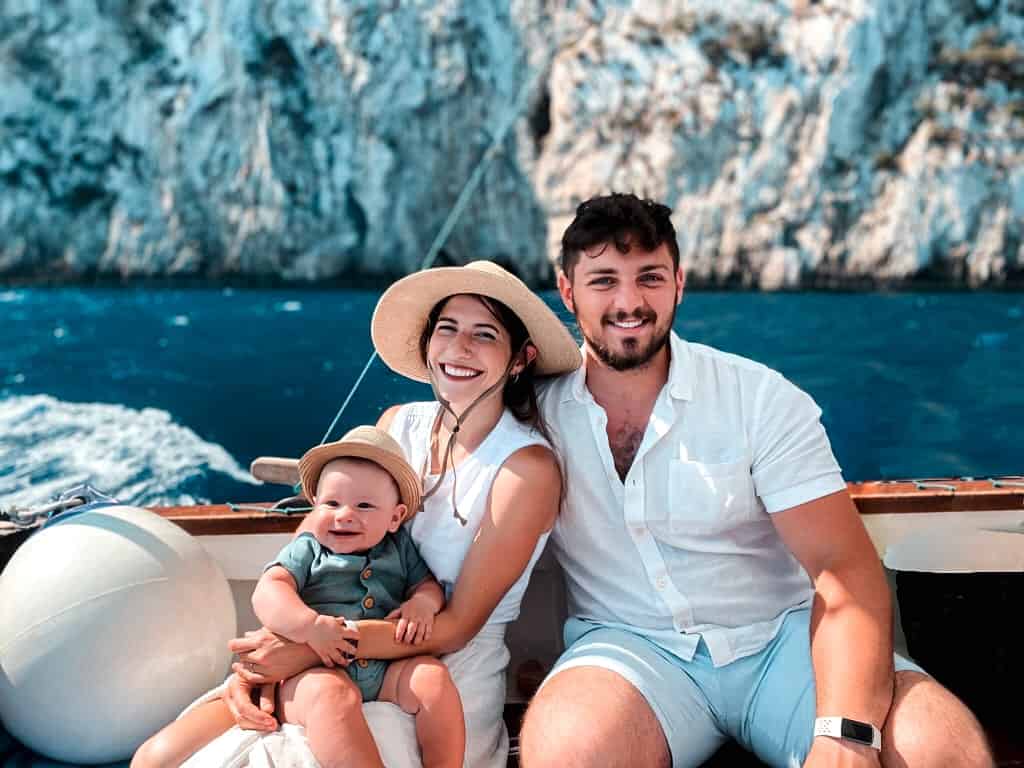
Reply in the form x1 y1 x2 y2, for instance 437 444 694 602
356 443 561 659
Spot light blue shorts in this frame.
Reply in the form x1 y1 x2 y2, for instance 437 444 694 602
550 609 924 768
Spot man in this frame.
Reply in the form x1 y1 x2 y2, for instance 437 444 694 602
519 193 992 767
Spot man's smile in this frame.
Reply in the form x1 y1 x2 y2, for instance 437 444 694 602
608 318 647 330
604 311 656 334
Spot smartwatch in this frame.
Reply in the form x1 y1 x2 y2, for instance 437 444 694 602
813 717 882 750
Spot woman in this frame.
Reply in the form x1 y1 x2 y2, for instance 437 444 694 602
136 261 579 768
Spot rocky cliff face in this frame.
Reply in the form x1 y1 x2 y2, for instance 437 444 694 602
1 0 1021 287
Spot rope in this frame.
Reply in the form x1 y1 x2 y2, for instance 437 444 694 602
228 503 314 515
317 69 540 444
320 351 380 445
0 494 94 528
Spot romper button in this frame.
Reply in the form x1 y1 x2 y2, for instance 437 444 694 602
362 596 375 609
357 659 369 668
361 568 372 580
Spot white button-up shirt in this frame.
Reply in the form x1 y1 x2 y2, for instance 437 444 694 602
540 332 847 667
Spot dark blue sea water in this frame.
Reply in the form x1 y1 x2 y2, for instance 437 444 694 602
1 287 1021 509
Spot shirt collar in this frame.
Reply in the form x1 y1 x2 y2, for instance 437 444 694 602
666 332 694 401
563 332 694 403
567 344 589 403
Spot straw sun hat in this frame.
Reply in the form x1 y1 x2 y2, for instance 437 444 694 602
298 426 422 519
371 260 581 383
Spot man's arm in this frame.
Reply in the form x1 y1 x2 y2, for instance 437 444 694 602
771 489 893 765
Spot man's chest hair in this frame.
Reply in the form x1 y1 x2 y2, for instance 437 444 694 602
606 416 647 480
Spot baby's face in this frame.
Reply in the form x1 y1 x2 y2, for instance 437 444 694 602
308 458 406 554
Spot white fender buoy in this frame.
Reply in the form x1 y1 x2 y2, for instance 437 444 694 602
0 505 236 763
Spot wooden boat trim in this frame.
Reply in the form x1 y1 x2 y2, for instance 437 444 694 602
150 503 305 535
149 478 1024 536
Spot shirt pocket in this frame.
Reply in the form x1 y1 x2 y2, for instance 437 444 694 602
650 458 756 537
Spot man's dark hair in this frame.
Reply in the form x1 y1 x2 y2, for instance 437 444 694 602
560 193 679 278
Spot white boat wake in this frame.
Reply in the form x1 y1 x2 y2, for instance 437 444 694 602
0 394 257 509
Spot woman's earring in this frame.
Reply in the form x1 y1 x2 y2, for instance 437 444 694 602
511 370 520 383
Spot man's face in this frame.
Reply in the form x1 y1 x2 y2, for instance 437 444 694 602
558 241 683 371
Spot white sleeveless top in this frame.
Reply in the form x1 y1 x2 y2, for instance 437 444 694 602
387 401 553 626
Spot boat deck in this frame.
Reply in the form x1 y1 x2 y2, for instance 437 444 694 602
2 478 1022 766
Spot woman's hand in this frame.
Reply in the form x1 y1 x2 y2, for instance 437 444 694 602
228 626 343 684
223 674 278 732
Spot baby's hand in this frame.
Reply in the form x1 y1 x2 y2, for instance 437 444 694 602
386 594 438 645
300 615 357 667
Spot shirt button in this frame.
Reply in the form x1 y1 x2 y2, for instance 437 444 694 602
361 568 372 580
356 659 369 668
632 525 645 536
362 596 375 609
655 575 668 590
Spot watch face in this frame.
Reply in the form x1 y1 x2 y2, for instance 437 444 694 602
840 719 875 745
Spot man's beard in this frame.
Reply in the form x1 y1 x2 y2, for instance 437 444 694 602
580 308 674 372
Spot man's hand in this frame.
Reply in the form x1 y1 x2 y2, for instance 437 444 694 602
804 736 882 767
386 593 439 644
223 674 278 732
229 624 356 684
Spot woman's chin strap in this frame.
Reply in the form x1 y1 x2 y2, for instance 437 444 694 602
420 341 530 526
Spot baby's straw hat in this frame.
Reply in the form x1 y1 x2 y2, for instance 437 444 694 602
298 426 422 520
370 260 581 382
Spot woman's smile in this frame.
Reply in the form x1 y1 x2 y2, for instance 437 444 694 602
438 362 484 379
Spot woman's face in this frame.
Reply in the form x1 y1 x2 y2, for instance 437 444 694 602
426 294 515 408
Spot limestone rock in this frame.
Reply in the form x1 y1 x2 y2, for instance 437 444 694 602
1 0 1021 287
537 0 1023 287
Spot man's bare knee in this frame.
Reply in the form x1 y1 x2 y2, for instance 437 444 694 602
883 671 993 768
520 667 669 768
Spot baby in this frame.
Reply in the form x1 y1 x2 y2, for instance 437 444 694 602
254 425 465 768
131 425 464 768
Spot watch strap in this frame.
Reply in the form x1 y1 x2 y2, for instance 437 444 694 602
814 716 882 750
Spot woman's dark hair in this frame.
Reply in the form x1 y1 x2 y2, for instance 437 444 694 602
418 294 555 447
560 192 679 278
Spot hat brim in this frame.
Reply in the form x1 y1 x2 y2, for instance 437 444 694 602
371 264 581 383
299 443 422 521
